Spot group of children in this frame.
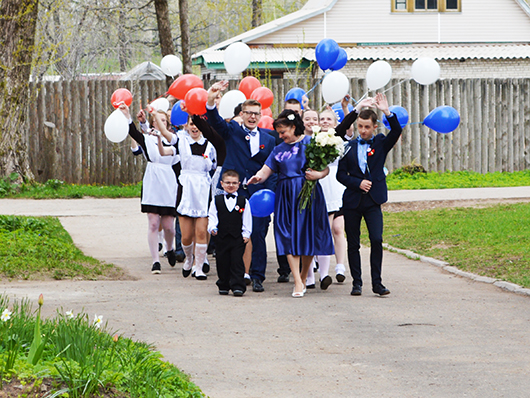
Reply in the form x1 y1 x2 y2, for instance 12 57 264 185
121 83 401 298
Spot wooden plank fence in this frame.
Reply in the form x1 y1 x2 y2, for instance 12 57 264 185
26 78 530 185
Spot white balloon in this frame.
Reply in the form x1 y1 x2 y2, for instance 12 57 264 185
104 109 129 143
150 97 170 112
218 90 247 119
224 42 251 75
411 57 440 85
321 71 350 104
366 60 392 90
160 54 183 77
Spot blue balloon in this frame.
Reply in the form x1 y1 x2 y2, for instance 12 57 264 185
331 102 354 123
315 38 340 71
285 87 306 110
170 100 188 126
423 106 460 133
249 189 275 217
330 48 348 71
383 105 409 129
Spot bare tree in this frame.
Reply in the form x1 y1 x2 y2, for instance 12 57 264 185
179 0 192 74
0 0 40 180
251 0 262 28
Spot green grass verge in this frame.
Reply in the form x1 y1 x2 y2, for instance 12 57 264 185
0 295 204 397
0 175 141 199
0 215 124 280
387 169 530 190
379 202 530 288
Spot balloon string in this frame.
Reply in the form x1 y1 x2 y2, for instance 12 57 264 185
306 71 331 96
382 79 407 93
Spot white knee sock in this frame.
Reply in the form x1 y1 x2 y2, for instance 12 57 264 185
335 263 346 275
306 260 315 286
194 244 208 277
316 255 331 279
182 243 194 271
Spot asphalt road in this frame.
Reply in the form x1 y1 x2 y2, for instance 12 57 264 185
1 192 529 398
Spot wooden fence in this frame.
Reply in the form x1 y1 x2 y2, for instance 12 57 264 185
26 78 530 185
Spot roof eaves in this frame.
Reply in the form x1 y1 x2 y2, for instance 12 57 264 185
193 0 338 58
514 0 530 18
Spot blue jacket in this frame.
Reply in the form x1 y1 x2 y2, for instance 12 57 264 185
337 113 402 209
205 106 277 197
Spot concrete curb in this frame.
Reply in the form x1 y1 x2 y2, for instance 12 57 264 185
382 243 530 297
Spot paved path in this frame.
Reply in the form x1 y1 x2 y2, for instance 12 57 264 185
1 189 530 398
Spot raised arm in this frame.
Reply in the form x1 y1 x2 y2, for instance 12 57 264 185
334 97 374 138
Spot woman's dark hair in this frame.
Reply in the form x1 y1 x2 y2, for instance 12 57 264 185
273 109 305 136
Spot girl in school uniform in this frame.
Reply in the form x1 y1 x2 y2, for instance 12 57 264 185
118 103 179 274
150 110 217 281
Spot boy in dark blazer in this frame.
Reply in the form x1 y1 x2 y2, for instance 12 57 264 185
337 93 402 296
208 170 252 296
205 82 276 293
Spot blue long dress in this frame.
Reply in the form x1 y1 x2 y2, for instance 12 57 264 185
265 135 334 256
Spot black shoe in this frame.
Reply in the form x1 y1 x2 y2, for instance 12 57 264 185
175 251 185 262
195 273 207 281
166 250 177 267
219 290 229 295
151 262 161 274
233 290 244 297
182 268 191 278
202 262 210 274
277 274 289 283
252 279 264 292
351 285 362 296
245 276 252 286
158 243 163 252
336 273 346 283
320 275 332 290
373 284 390 296
306 283 316 289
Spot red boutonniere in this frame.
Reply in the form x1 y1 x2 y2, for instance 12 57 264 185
260 144 265 150
239 207 245 213
367 148 375 157
202 154 208 159
235 205 244 213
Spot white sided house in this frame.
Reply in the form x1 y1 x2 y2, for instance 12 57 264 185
193 0 530 80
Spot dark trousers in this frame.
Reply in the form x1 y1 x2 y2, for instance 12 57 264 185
174 216 183 253
343 194 384 287
215 235 246 292
250 215 271 282
277 254 290 276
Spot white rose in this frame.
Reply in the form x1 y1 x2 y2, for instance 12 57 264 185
311 125 321 134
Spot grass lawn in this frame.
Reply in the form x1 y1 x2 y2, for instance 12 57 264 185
0 215 125 281
379 202 530 288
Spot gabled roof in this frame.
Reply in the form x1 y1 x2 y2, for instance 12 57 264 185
120 61 165 81
193 0 338 56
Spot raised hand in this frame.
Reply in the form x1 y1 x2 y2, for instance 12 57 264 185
354 97 374 113
207 80 229 106
373 93 390 116
118 102 131 120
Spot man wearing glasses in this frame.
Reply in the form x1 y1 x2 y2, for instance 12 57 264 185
206 81 277 293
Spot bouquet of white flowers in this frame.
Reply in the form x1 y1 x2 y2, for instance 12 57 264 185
299 126 345 210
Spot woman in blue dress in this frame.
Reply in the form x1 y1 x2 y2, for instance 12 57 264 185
248 110 334 297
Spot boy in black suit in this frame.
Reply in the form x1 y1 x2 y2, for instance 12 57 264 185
337 93 402 296
208 170 252 296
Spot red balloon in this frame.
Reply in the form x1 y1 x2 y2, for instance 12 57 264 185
239 76 261 99
184 88 208 115
168 74 203 100
111 88 133 109
251 87 274 109
261 107 273 117
258 115 274 130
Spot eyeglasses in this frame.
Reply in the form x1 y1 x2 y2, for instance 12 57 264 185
242 111 261 117
221 181 239 186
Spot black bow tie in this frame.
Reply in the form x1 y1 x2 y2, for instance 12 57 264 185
226 193 236 199
357 136 373 145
